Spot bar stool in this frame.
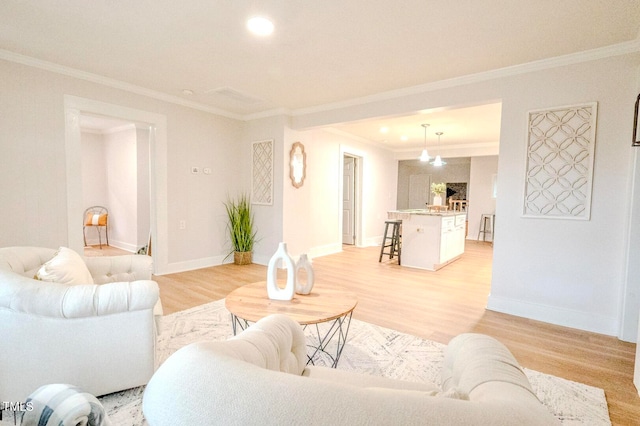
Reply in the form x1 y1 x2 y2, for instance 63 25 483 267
379 220 402 264
478 214 495 243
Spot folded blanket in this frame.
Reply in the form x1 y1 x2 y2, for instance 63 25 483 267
21 384 111 426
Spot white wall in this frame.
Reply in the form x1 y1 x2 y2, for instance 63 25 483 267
80 131 109 246
487 58 637 337
467 156 498 241
81 132 108 209
278 127 397 259
136 126 151 249
623 149 640 341
290 53 640 338
104 126 138 251
281 127 314 257
0 59 243 273
2 49 640 340
80 126 151 252
241 115 287 264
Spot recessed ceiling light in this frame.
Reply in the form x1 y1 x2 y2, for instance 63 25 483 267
380 127 389 133
247 16 274 36
400 135 408 141
182 89 194 96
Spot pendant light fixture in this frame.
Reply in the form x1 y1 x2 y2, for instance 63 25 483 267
431 132 447 167
419 124 430 162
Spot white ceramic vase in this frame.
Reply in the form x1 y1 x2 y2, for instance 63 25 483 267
433 195 442 206
295 253 315 295
266 242 296 301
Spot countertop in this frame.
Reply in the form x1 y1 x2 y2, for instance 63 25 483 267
388 209 466 217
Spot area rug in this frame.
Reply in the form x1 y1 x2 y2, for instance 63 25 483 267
57 300 613 425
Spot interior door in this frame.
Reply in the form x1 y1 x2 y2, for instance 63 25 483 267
409 174 430 209
342 156 355 244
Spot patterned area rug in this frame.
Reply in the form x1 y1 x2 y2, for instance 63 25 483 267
66 300 612 425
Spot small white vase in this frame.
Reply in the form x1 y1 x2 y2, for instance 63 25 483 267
295 254 315 295
266 242 295 301
433 195 442 206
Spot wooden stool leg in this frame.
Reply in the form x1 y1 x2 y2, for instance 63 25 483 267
396 223 401 265
379 222 390 262
389 223 396 260
380 221 402 264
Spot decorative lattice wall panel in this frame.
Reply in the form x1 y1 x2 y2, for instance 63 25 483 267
523 103 597 220
252 139 273 205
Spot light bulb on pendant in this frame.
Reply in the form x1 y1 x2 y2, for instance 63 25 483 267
419 124 430 162
430 132 447 167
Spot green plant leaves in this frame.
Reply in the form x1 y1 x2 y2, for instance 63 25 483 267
224 194 257 253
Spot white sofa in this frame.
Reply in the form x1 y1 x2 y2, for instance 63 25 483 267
143 314 558 425
0 246 161 403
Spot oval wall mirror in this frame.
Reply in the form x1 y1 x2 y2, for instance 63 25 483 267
289 142 306 188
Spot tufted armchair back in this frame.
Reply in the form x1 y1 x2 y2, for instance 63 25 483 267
86 254 154 284
212 314 307 374
0 246 57 277
0 246 160 403
143 315 558 426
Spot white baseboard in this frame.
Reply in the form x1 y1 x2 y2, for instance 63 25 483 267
110 240 138 253
84 238 136 253
157 242 351 276
309 243 343 258
253 244 343 267
160 255 227 275
486 294 618 337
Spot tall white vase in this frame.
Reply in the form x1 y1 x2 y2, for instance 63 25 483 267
295 254 315 295
433 195 442 206
266 242 296 301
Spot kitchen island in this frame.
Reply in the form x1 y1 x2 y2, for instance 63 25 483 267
388 209 466 271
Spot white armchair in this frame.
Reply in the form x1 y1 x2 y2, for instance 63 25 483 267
143 315 558 426
0 246 161 403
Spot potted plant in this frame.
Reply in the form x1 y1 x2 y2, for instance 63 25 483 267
224 194 257 265
431 182 446 206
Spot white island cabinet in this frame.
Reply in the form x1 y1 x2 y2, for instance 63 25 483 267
388 210 466 271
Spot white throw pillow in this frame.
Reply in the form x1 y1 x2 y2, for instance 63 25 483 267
36 247 94 285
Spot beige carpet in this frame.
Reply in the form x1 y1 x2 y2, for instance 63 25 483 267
98 299 610 425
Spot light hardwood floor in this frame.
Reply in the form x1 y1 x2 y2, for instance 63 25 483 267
88 242 640 425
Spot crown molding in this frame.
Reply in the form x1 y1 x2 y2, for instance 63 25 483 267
394 141 500 153
288 38 640 118
0 49 243 120
3 37 639 124
242 107 292 121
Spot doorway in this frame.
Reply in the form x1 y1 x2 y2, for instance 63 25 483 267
340 152 362 246
79 116 151 253
342 155 356 244
64 95 168 274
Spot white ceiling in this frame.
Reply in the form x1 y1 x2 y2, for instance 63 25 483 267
2 1 639 152
331 103 503 152
79 115 134 132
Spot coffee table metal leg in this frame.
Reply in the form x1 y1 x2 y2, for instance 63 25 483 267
304 311 353 368
230 314 250 335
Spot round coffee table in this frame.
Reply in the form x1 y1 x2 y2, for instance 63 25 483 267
225 281 358 367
